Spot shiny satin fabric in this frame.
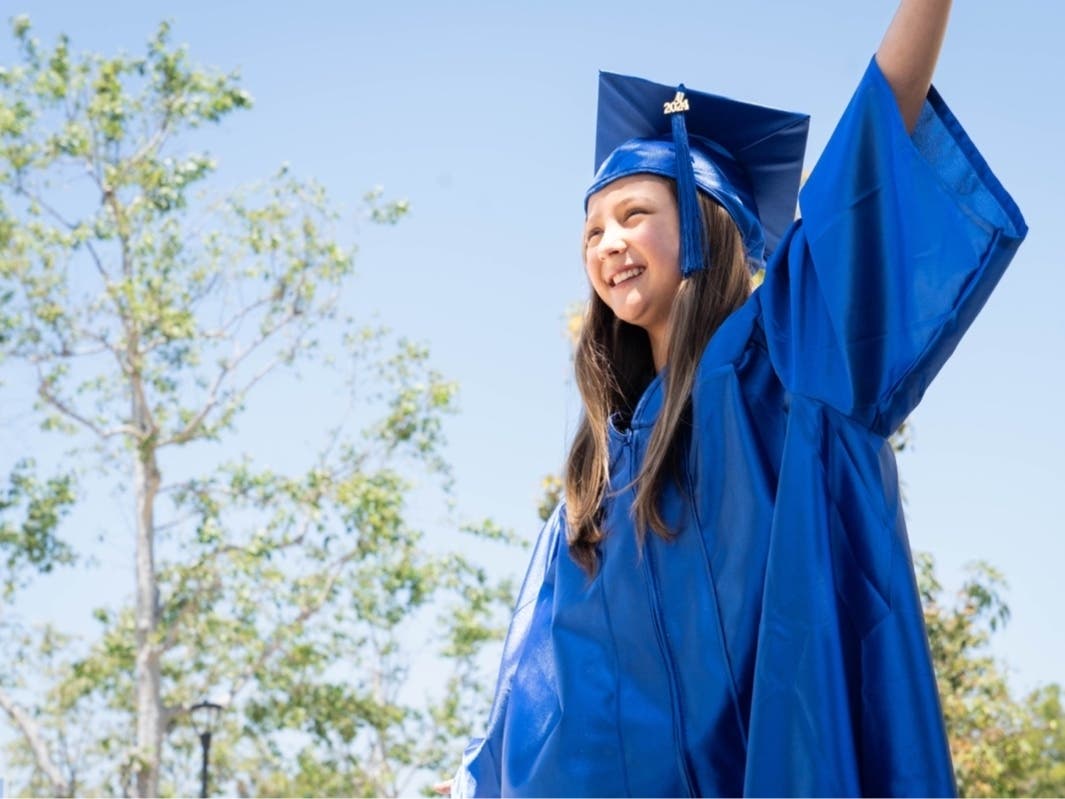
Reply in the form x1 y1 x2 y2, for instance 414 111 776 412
588 71 809 262
586 135 768 266
454 57 1027 798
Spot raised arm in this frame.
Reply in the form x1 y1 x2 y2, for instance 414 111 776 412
875 0 953 133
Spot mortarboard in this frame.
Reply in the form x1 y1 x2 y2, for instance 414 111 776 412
586 71 810 275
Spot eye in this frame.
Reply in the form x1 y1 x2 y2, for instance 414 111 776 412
584 227 603 246
624 207 647 220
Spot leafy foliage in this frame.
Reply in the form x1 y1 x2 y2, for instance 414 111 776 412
918 554 1065 797
0 460 75 599
0 18 516 797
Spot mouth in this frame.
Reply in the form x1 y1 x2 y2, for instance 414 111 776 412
609 266 646 287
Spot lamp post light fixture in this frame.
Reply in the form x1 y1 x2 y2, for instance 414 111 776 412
189 701 223 798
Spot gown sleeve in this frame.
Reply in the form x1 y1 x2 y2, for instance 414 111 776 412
451 503 564 798
742 56 1028 797
758 56 1027 438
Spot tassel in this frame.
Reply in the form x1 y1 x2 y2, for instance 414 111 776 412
667 87 707 277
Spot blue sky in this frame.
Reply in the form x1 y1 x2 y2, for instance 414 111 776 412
5 0 1063 710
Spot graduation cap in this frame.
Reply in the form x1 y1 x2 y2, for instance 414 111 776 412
586 71 810 275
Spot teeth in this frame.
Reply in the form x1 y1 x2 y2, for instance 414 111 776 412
611 267 645 286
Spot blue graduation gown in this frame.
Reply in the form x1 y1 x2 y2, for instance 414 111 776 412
455 58 1027 798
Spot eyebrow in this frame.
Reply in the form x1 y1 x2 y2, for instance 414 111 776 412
619 194 657 206
585 194 658 224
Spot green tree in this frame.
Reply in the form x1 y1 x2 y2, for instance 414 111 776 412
0 460 75 601
918 554 1065 797
0 462 77 797
0 18 516 797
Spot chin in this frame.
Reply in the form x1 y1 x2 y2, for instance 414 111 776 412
612 310 643 328
616 304 653 330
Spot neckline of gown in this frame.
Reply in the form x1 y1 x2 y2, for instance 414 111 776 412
608 292 764 441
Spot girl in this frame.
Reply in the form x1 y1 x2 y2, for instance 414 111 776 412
451 1 1026 795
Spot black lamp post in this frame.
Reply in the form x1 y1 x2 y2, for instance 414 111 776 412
190 701 223 798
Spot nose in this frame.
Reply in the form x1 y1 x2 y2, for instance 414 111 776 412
595 224 626 262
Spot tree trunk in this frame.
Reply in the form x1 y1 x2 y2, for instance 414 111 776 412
132 382 162 799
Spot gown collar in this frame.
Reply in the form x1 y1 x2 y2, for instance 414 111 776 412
607 292 763 441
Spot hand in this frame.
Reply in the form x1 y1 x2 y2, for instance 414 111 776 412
433 778 453 796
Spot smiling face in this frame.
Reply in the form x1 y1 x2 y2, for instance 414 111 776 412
583 175 682 367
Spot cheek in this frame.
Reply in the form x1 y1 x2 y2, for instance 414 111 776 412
653 238 682 281
652 228 681 267
584 259 614 307
584 252 603 289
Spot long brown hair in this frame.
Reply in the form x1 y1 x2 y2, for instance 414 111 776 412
565 189 750 577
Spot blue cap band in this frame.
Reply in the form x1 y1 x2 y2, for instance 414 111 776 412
585 134 766 272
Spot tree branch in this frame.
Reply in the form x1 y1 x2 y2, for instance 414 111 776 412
126 119 171 170
15 144 103 305
0 686 71 797
158 479 330 655
160 306 309 447
34 361 138 440
14 182 80 235
225 546 362 702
